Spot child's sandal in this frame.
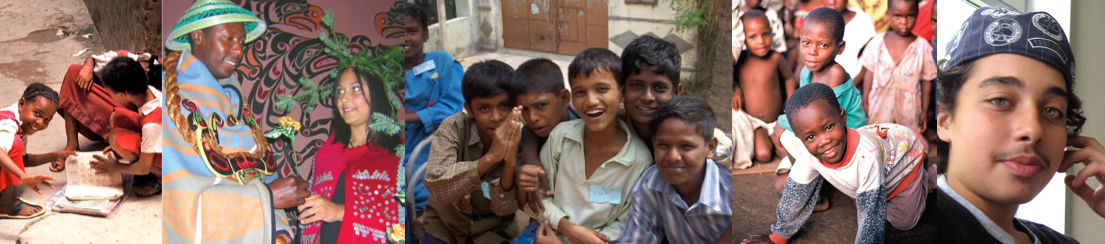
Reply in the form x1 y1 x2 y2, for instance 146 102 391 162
0 198 46 219
136 179 161 198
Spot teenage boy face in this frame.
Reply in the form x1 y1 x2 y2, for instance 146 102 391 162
938 54 1069 205
625 69 679 128
517 90 570 137
743 16 773 58
571 70 622 133
800 22 845 72
466 93 514 142
887 0 919 36
653 118 716 191
17 96 56 136
790 99 848 164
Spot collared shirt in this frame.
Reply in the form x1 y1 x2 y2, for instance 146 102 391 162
620 159 732 244
936 177 1079 244
538 119 653 242
139 86 163 153
420 112 518 244
405 50 465 212
0 103 22 152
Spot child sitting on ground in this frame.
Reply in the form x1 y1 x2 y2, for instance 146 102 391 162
772 7 868 199
531 48 653 244
87 57 164 198
856 0 936 133
420 60 523 244
734 9 798 169
745 83 934 244
619 96 733 244
0 83 75 219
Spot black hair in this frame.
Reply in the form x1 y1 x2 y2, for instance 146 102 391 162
21 83 59 107
404 2 429 32
568 48 622 85
740 9 771 30
936 59 1085 171
509 58 564 97
888 0 918 9
462 60 515 102
620 36 680 88
784 83 841 125
650 96 716 142
148 55 163 90
100 57 150 95
330 67 402 154
805 7 846 43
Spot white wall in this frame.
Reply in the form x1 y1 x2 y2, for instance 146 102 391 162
607 0 698 80
424 0 482 58
1067 0 1105 240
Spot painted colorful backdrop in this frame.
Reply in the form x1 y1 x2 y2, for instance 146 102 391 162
161 0 404 179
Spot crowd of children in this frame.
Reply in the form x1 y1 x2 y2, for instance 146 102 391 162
734 0 938 243
408 1 734 241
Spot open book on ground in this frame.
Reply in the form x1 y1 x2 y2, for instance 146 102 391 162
63 152 124 200
44 175 132 217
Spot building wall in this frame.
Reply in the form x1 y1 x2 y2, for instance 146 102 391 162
607 0 698 81
424 0 495 58
1068 0 1105 241
83 0 161 54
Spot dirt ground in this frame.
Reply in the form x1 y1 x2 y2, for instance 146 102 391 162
0 1 160 243
732 161 938 244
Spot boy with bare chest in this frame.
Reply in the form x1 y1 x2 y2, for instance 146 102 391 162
733 9 796 168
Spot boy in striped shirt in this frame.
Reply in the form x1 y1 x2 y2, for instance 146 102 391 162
619 96 733 244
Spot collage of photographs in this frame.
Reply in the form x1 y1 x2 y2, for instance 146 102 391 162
0 0 1100 243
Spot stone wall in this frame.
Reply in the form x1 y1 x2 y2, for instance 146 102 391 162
82 0 161 54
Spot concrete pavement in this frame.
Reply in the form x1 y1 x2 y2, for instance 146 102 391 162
0 0 160 243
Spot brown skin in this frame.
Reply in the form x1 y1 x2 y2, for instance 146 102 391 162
740 16 798 163
771 20 849 173
556 70 625 244
860 0 930 131
653 119 716 204
90 86 162 196
623 69 681 142
190 23 310 215
789 100 849 165
403 15 430 123
190 23 246 80
515 90 571 213
465 93 523 190
0 97 72 216
930 1 937 36
297 69 375 224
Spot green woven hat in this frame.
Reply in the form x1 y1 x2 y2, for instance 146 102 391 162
165 0 267 51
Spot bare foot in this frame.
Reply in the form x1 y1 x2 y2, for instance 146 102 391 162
813 195 831 212
16 204 42 216
136 177 162 197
